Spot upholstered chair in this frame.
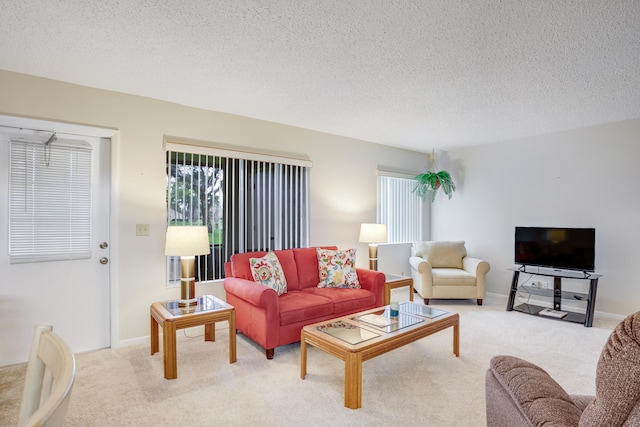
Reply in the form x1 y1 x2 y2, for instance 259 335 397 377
485 311 640 426
409 240 490 305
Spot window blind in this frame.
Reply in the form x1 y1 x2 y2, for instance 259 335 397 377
166 144 310 282
9 139 92 263
377 174 425 243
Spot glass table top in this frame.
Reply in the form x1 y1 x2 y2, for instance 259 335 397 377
161 295 229 316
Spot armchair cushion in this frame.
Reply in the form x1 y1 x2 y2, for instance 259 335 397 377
580 311 640 426
487 355 582 426
413 240 466 269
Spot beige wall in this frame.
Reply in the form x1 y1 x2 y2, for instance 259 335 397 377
0 70 428 348
430 119 640 318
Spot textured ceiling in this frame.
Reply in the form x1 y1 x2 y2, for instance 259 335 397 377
1 1 640 153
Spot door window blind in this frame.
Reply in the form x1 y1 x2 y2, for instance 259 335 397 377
9 139 92 263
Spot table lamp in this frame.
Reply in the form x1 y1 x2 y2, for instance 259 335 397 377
359 223 387 270
165 226 211 306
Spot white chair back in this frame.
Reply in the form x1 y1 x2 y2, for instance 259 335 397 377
18 324 76 427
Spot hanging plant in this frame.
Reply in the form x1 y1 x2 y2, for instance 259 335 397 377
414 170 456 202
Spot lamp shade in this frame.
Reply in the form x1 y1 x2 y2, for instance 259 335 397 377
165 226 210 256
359 223 387 243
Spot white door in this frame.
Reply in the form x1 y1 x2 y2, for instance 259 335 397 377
0 118 111 366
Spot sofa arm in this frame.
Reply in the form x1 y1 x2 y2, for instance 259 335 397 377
356 268 386 307
223 277 278 308
486 355 582 427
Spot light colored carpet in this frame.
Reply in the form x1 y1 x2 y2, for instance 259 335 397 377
0 294 620 426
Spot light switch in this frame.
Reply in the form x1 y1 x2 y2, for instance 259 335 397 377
136 224 150 236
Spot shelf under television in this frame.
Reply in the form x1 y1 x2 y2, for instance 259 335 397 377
512 303 586 325
518 285 589 302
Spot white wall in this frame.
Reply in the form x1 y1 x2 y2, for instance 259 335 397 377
0 70 428 359
430 119 640 317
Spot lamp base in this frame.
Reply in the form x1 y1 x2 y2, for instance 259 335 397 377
368 243 379 271
179 257 198 306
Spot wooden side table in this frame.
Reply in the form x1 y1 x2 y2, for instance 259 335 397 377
150 294 236 379
384 274 414 305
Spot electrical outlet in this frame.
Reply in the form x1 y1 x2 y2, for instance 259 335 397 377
136 224 150 236
540 281 549 289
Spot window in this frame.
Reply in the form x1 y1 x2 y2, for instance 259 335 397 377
166 140 310 283
9 138 92 263
377 171 426 243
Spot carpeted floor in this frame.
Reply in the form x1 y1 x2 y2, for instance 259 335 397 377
0 293 620 426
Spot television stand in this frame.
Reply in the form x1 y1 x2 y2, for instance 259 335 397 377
506 267 602 327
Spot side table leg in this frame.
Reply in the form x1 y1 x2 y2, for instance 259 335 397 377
229 311 237 364
409 281 414 302
163 321 177 379
150 314 159 355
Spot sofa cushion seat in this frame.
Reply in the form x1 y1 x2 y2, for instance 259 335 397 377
278 291 334 326
303 287 376 313
432 268 477 286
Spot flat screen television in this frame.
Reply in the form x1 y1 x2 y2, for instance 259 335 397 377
514 227 596 272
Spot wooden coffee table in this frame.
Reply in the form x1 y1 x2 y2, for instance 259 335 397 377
150 294 236 379
300 302 459 409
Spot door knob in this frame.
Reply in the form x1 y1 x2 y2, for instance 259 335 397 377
100 242 109 249
100 257 109 265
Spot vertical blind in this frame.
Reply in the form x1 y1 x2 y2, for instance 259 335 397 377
166 145 310 282
9 139 92 263
377 174 425 243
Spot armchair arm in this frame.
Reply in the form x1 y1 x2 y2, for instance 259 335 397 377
409 256 433 297
356 268 386 307
463 257 490 298
486 355 582 427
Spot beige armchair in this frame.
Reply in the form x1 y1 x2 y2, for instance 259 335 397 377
485 311 640 426
409 240 490 305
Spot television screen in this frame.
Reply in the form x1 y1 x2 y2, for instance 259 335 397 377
514 227 595 272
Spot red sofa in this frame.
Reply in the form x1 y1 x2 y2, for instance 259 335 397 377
223 246 386 359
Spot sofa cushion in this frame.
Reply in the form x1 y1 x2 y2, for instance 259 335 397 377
432 268 477 286
278 291 334 326
317 248 360 288
303 288 375 313
250 252 287 296
413 241 466 269
293 246 338 289
230 249 299 289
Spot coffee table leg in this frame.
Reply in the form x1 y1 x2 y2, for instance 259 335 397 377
150 314 159 355
345 352 363 409
453 322 460 357
300 333 308 379
163 321 177 379
229 311 237 364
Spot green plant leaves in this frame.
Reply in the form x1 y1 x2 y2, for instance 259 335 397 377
413 170 456 202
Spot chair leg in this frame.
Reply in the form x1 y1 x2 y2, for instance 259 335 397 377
424 298 430 305
477 299 483 306
266 348 274 359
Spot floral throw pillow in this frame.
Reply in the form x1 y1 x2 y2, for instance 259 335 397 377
317 248 360 288
250 252 287 296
